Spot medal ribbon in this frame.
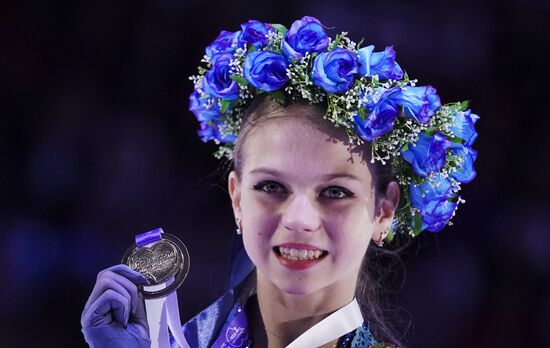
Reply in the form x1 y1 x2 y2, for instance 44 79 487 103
285 298 363 348
136 229 190 348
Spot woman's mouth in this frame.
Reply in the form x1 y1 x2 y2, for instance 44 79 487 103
273 244 327 270
275 246 326 261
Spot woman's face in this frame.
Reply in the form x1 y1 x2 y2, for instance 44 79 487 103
229 115 396 296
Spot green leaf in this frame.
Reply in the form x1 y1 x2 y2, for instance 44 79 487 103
272 23 288 35
230 74 249 86
386 225 395 242
447 135 463 144
423 127 436 135
328 32 347 50
247 45 257 54
220 100 232 114
269 90 286 105
413 213 423 236
459 100 470 111
332 34 341 48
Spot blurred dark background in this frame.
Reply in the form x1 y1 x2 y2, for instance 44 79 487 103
1 0 549 347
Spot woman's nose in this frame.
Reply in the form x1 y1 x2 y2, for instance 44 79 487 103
281 194 321 233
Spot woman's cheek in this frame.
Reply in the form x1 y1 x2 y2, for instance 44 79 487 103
324 204 373 252
247 192 286 215
242 196 281 235
321 201 361 231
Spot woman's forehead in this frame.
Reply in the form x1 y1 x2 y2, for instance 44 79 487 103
242 117 372 180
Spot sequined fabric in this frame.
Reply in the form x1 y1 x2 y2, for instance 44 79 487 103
339 322 377 347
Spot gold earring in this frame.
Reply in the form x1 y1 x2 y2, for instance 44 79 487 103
235 217 242 235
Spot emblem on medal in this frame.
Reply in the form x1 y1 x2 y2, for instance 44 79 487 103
122 230 190 299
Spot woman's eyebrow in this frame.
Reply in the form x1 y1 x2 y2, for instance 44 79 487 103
248 168 360 182
321 173 361 181
248 168 283 176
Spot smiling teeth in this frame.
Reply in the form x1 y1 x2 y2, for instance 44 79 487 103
278 247 324 260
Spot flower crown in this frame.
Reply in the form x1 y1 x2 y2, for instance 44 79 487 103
189 16 479 239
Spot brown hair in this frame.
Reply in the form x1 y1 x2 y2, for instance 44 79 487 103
232 94 407 346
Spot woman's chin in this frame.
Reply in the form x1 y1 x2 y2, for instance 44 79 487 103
273 279 321 296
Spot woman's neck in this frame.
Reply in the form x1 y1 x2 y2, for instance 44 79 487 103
247 270 356 348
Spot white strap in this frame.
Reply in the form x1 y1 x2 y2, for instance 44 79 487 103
166 290 191 348
144 283 170 348
285 298 364 348
139 235 191 348
143 282 191 348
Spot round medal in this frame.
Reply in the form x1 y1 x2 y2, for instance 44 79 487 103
122 233 190 299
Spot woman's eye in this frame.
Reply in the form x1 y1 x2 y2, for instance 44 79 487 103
253 181 287 194
321 186 354 199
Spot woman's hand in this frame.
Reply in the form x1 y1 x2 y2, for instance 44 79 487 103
81 264 151 348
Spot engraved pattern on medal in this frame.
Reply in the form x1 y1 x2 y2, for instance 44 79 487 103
127 240 183 284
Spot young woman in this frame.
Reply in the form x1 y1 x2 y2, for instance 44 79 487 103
81 16 479 348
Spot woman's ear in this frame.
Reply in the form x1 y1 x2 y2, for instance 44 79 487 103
228 171 242 218
373 181 400 241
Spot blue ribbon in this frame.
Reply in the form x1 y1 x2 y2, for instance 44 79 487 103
135 228 163 247
173 231 255 347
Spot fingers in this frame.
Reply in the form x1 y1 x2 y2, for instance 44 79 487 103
81 289 129 327
100 264 150 285
109 265 150 315
82 264 149 328
90 265 149 311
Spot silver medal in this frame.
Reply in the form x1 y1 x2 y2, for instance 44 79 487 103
122 233 190 299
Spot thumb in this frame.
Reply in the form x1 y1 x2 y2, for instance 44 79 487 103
131 292 150 339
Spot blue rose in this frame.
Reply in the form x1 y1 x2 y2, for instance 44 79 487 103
238 20 273 49
198 121 236 144
198 121 217 142
449 144 477 183
358 45 404 80
189 90 220 122
243 51 289 92
202 53 239 100
282 16 329 59
205 31 240 57
389 86 441 124
402 132 452 177
450 109 480 146
409 175 458 232
353 88 400 141
311 48 358 94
